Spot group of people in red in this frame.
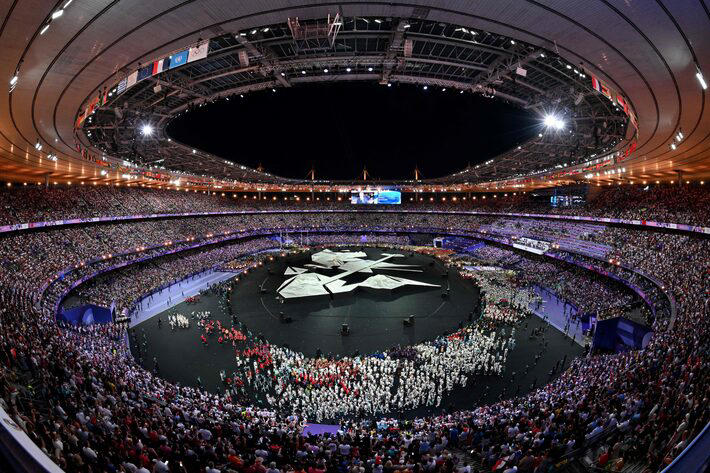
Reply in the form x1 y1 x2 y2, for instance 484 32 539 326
198 318 246 346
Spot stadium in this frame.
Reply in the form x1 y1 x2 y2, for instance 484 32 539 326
0 1 708 472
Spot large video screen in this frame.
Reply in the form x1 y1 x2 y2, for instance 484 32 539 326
351 190 401 205
550 195 585 208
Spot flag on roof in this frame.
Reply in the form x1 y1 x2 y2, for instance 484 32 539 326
137 64 152 82
126 70 138 88
152 59 166 75
616 94 629 115
75 111 85 129
116 78 127 95
591 75 602 92
188 41 209 63
168 50 189 69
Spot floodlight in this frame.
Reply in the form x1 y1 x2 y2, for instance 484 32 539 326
543 114 565 130
141 124 153 136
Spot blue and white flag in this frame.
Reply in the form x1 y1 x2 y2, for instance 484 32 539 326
169 50 189 69
116 78 127 95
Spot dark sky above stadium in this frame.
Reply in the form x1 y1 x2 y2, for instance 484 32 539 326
167 82 540 181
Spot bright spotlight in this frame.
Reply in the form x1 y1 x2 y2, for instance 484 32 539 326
697 69 708 90
141 124 153 136
543 115 565 130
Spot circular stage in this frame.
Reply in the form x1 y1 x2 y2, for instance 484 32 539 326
231 247 479 356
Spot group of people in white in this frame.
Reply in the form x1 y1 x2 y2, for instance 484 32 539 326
167 313 190 329
166 310 212 330
243 320 517 421
464 269 540 325
192 310 211 320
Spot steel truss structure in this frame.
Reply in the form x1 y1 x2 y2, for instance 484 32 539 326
81 16 630 187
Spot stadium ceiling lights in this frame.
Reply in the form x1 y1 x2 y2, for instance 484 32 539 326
39 1 73 36
696 66 708 90
141 124 154 136
9 73 18 93
543 114 565 130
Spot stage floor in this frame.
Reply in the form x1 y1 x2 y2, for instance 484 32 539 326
231 247 479 356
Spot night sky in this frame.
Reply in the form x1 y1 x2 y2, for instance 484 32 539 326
167 82 540 180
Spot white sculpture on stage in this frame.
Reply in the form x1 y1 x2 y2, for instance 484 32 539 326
277 249 439 299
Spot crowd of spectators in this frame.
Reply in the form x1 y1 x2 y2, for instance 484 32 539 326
73 239 276 313
1 182 708 227
466 246 522 268
513 259 637 317
296 234 410 247
577 184 710 226
0 185 707 473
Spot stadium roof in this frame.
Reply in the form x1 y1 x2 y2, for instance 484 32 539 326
0 1 708 190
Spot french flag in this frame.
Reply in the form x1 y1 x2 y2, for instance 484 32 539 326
152 59 165 75
591 75 602 93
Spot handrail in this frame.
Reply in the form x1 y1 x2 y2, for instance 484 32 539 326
0 405 64 473
661 422 710 473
